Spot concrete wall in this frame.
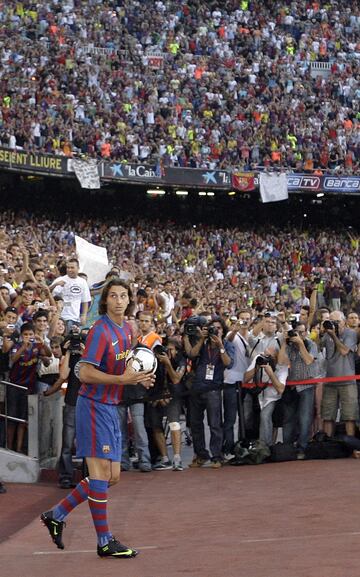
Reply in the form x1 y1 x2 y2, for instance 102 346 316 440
0 392 64 483
0 448 39 483
28 392 64 467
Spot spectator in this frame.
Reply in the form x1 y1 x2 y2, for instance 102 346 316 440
51 258 91 330
6 322 51 452
222 309 251 456
0 306 19 446
157 281 175 325
0 1 358 172
36 336 63 395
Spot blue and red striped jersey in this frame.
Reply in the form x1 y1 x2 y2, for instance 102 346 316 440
9 343 41 393
79 315 132 404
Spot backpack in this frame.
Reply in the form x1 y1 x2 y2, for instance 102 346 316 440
305 432 353 460
230 439 271 466
270 442 297 462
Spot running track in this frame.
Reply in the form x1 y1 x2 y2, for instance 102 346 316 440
1 460 359 577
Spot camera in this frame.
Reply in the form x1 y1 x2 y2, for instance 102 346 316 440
255 355 275 370
286 329 298 345
65 326 88 354
207 325 219 337
323 320 339 336
287 330 298 339
184 315 207 336
153 344 167 356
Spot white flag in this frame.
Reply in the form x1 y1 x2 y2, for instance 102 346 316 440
259 172 288 203
72 158 100 189
75 235 110 287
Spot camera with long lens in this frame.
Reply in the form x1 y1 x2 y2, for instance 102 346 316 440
323 320 339 336
255 355 275 370
66 326 88 354
286 329 298 345
207 325 219 337
153 344 167 356
184 315 207 336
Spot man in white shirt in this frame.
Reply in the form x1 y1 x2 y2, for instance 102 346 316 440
222 310 251 454
248 314 281 358
51 258 90 330
158 281 175 325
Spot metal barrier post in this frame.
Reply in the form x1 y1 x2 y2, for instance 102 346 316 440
0 380 28 451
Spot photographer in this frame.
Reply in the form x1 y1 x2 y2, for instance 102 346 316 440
243 351 288 447
117 311 158 472
280 323 318 458
148 339 186 471
222 310 251 455
320 311 358 437
184 316 234 468
44 332 87 489
242 313 281 441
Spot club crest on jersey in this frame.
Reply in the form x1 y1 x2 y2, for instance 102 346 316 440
102 445 111 454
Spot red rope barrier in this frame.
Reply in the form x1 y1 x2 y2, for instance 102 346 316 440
242 374 360 390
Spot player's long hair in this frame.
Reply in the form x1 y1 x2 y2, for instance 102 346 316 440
98 278 133 315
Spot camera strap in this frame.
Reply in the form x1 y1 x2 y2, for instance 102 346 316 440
206 343 219 364
249 338 260 358
237 334 249 357
249 336 281 358
205 344 219 381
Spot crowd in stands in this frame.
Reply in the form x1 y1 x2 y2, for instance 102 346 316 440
0 0 359 171
0 208 358 477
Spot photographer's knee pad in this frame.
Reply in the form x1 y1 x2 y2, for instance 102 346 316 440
169 422 181 432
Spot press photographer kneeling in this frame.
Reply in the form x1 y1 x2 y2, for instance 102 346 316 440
280 323 318 458
148 340 186 471
184 317 234 468
243 350 288 447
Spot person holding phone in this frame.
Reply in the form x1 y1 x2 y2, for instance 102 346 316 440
7 322 51 452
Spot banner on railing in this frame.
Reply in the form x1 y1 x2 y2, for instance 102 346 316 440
232 172 256 192
164 167 232 188
0 148 69 175
0 147 359 194
72 158 100 189
103 161 163 183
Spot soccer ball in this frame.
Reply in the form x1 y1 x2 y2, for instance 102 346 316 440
126 345 157 373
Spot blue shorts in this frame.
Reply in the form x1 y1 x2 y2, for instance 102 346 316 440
76 395 121 461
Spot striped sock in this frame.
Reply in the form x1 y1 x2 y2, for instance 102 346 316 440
52 478 90 522
88 479 112 547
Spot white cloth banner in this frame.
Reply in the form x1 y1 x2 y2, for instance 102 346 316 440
72 158 100 189
259 172 288 203
75 235 110 287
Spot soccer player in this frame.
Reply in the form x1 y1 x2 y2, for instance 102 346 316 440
41 279 154 558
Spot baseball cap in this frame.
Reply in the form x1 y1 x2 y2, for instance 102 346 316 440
5 306 18 315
